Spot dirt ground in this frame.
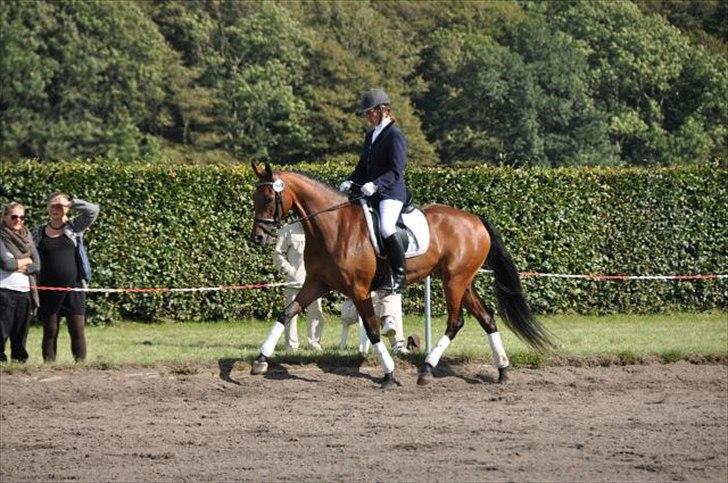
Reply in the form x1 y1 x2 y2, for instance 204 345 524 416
1 360 726 482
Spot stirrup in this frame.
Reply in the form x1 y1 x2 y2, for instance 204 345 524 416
389 274 406 294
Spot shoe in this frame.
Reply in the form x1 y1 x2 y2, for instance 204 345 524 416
381 317 396 338
394 342 410 355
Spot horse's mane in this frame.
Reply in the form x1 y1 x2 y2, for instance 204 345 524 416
282 170 346 201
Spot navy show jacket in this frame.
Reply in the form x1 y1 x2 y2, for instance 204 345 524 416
348 122 408 203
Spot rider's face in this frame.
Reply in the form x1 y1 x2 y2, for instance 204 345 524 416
364 107 381 127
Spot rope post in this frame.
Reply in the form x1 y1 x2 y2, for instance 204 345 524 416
424 275 432 353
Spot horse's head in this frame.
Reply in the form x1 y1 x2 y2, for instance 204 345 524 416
251 162 287 245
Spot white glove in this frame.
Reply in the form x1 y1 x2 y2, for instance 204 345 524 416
361 182 377 197
339 180 353 192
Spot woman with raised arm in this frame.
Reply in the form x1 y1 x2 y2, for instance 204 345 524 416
33 193 98 362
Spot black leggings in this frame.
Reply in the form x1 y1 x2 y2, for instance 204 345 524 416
42 314 86 362
0 289 31 362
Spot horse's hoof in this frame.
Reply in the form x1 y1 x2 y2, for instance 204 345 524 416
250 356 268 375
380 372 397 390
417 363 434 386
497 366 510 384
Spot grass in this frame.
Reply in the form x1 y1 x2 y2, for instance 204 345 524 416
1 312 725 371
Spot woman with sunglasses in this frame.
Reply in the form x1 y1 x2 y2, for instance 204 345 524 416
339 89 409 295
0 202 40 363
32 193 99 362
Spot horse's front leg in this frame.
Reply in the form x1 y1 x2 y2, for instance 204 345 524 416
251 280 328 375
352 295 397 389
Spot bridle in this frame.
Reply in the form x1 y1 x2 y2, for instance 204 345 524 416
254 179 363 236
254 181 285 237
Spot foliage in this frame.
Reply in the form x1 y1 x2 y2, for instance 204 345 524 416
414 17 617 166
0 0 171 161
547 1 728 165
0 161 725 322
1 0 726 166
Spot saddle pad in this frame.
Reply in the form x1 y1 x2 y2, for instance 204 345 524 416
359 200 430 259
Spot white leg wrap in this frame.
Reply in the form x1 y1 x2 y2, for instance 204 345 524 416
260 321 285 357
373 341 395 374
488 331 510 368
425 335 451 367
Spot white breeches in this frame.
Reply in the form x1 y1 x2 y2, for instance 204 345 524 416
283 288 324 349
340 292 405 353
378 199 403 238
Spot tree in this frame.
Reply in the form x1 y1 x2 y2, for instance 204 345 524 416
549 0 727 165
503 18 616 166
416 29 543 165
289 0 437 164
209 3 312 162
0 0 171 161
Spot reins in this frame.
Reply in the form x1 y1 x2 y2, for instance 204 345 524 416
289 195 363 226
255 179 363 235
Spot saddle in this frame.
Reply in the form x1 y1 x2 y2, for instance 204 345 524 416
358 193 430 257
358 195 429 292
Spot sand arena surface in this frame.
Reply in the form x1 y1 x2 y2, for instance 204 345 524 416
1 361 726 482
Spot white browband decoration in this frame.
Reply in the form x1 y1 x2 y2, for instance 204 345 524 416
272 179 285 193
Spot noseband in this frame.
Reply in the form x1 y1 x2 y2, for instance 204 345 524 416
254 181 284 236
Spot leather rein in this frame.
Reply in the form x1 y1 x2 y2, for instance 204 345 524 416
254 180 362 236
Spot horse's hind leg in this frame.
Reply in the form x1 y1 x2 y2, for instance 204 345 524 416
462 284 510 383
417 276 468 386
251 280 328 375
352 294 397 389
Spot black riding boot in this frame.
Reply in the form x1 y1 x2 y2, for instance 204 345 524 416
383 234 407 294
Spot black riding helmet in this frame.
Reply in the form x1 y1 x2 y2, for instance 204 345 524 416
359 89 390 115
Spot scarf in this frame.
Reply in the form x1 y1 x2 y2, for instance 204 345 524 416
0 225 39 308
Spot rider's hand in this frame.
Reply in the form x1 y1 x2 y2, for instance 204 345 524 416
361 182 377 197
339 180 353 193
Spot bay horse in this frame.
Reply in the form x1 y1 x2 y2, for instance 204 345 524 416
250 163 551 388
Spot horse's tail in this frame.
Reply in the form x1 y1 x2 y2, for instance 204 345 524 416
480 217 553 352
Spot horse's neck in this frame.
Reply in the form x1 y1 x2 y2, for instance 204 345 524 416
284 173 346 237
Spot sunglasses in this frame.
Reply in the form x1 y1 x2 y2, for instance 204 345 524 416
10 214 26 221
49 203 68 209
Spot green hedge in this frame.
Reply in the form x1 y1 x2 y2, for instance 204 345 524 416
1 160 725 322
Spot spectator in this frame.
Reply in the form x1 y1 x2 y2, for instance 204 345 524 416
0 202 40 363
340 291 409 355
273 222 325 351
32 193 98 362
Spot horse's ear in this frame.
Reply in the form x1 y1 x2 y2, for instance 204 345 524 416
264 162 273 180
251 162 264 179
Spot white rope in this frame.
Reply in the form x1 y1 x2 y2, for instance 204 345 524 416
23 271 727 293
478 269 727 281
29 281 300 293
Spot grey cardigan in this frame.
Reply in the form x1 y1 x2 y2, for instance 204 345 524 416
0 236 41 276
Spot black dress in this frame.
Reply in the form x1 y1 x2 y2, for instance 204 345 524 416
37 230 86 318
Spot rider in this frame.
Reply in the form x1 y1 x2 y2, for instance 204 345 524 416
339 88 408 295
